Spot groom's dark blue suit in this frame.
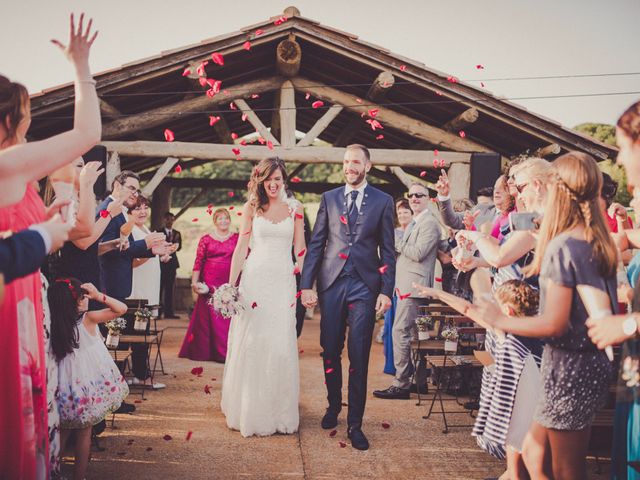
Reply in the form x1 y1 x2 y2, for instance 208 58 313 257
301 184 396 428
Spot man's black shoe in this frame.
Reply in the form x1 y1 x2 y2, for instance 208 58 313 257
115 401 136 414
347 427 369 451
372 386 410 400
321 410 338 429
409 383 428 394
463 400 480 410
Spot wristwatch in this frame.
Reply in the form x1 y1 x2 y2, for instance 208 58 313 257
622 315 639 337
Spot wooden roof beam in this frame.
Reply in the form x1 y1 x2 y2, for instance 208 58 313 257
276 38 302 77
297 105 343 147
101 141 470 168
101 76 283 139
233 98 280 146
533 143 561 158
443 107 479 133
366 71 395 102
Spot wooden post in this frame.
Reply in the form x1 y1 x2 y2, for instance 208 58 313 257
105 151 121 190
297 105 343 147
533 143 561 158
151 182 171 230
444 108 479 132
388 166 418 189
283 6 300 16
141 157 179 197
366 71 395 102
234 98 280 146
448 162 471 202
280 80 296 148
276 39 302 77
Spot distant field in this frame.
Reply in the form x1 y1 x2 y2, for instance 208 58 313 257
171 202 320 278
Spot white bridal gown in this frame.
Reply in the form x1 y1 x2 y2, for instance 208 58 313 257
220 202 300 437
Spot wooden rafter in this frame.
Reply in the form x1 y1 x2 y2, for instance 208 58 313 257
533 143 561 158
297 105 344 147
443 108 479 133
233 98 279 146
366 71 395 102
141 157 179 196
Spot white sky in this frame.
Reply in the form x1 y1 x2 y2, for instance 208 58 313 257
2 0 639 128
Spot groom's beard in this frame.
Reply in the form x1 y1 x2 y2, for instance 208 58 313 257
345 170 366 187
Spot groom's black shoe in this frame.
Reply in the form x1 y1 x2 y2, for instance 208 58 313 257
372 386 410 400
321 410 338 429
347 427 369 451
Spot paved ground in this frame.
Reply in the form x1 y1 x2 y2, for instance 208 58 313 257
74 313 606 480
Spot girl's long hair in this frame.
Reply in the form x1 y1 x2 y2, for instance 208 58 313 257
526 151 617 278
48 277 83 361
0 75 29 148
246 157 288 212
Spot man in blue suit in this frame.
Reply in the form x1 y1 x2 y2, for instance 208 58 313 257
98 171 169 384
301 144 396 450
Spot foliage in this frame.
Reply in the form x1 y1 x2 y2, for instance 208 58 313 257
574 123 616 146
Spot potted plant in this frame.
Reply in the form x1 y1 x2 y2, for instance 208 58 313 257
105 317 127 348
133 307 153 332
415 316 432 341
441 326 459 353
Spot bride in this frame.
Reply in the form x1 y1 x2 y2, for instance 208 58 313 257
221 157 306 437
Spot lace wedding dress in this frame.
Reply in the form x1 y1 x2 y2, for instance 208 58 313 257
220 202 300 437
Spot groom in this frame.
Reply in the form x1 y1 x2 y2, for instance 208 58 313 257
301 144 396 450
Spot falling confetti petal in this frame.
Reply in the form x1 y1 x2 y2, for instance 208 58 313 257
325 368 335 374
399 65 407 71
338 253 348 260
230 102 237 110
163 435 173 441
476 64 484 70
99 210 109 218
295 291 302 298
229 205 235 209
329 429 337 437
368 108 379 117
305 92 311 100
382 422 391 429
191 367 204 376
257 136 266 145
255 29 264 36
439 159 446 168
297 249 306 257
312 100 324 109
182 68 191 77
232 148 241 156
175 165 182 173
198 77 208 87
192 218 198 222
267 140 274 150
419 171 427 177
206 88 216 98
434 149 439 156
164 129 175 142
204 385 212 395
290 176 301 183
196 61 208 76
366 119 383 131
211 52 224 66
209 116 221 126
378 265 388 274
293 265 301 275
241 113 248 122
237 212 243 216
433 159 439 168
341 216 349 226
447 76 459 83
375 134 384 140
231 132 238 139
251 302 258 309
339 441 347 448
243 41 252 51
186 431 193 441
435 277 442 283
459 131 466 138
274 15 288 25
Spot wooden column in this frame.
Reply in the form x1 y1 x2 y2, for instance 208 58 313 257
448 162 471 202
141 157 179 197
533 143 561 158
366 71 395 102
279 80 296 148
444 108 479 132
105 151 121 190
234 98 280 146
151 182 171 230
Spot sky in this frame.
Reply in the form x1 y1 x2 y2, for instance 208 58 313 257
2 0 639 129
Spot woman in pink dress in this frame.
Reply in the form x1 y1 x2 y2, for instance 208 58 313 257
179 208 239 362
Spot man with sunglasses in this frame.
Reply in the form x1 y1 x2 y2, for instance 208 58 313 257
373 182 440 400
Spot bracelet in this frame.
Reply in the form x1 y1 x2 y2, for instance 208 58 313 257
102 294 106 303
76 79 97 85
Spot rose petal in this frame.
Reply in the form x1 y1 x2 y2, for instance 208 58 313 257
186 431 193 441
267 140 274 150
355 98 363 104
295 291 302 298
251 302 258 309
274 15 288 25
378 264 388 274
434 149 439 156
211 52 224 66
232 148 241 156
229 206 235 210
368 108 379 118
297 249 306 257
366 119 383 131
329 429 337 437
192 218 198 222
293 265 301 275
433 159 439 168
439 159 446 168
163 435 172 441
231 132 238 140
420 171 427 178
399 65 407 71
209 116 221 126
295 212 303 219
228 192 235 198
299 349 304 354
459 130 466 138
435 277 443 283
447 76 459 83
290 176 302 183
99 209 109 218
241 113 248 122
237 212 243 216
312 100 324 109
375 134 384 140
196 63 207 76
134 400 142 404
204 384 211 395
255 29 264 36
338 253 348 260
476 64 484 70
325 368 334 374
191 367 204 376
164 129 175 142
182 68 191 77
339 215 347 225
230 102 237 110
382 421 391 429
243 41 252 51
175 165 182 174
305 92 311 100
206 88 216 98
339 441 347 448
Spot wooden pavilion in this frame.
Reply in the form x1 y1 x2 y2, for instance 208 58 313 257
27 6 617 227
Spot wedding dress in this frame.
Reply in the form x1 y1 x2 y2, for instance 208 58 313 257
220 201 300 437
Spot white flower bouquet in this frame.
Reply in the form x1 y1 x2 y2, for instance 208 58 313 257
106 317 127 335
209 283 244 319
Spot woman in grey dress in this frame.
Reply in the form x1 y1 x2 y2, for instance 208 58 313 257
471 151 618 479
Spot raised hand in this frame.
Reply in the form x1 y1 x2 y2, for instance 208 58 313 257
80 282 100 299
51 13 98 70
45 197 72 220
609 202 628 222
463 210 480 230
434 169 450 198
79 161 104 189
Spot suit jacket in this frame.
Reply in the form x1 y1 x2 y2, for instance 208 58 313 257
160 228 181 270
98 197 154 299
301 184 396 298
438 197 496 231
0 229 47 284
395 209 441 298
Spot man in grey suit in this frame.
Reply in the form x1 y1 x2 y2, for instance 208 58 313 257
373 183 441 399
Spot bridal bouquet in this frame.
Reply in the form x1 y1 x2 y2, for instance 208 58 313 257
209 283 244 319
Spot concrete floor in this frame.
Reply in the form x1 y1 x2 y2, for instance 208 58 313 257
80 314 606 480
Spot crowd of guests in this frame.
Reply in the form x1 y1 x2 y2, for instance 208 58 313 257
374 104 640 478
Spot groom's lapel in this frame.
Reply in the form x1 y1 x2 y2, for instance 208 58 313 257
335 187 351 238
353 185 371 238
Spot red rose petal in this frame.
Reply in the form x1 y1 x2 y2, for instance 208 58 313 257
204 384 211 395
191 367 204 376
339 441 347 448
175 165 182 174
255 29 264 36
267 140 274 150
325 368 334 374
196 63 207 76
368 108 379 118
211 52 224 66
229 205 235 209
338 253 348 260
290 176 301 183
295 291 302 298
251 301 258 309
293 265 301 275
163 435 172 441
231 132 238 139
295 213 303 219
241 113 248 122
434 149 439 156
420 171 427 177
164 129 175 142
299 349 304 354
382 421 391 429
439 159 446 168
198 77 208 87
375 134 384 140
378 264 388 274
237 212 243 216
182 68 191 77
297 249 306 257
339 215 347 225
447 76 459 83
459 130 466 138
329 429 337 437
399 65 407 71
476 64 484 70
239 139 247 146
232 148 241 156
435 277 443 283
99 209 109 218
134 400 142 404
209 116 221 126
366 119 383 131
305 92 311 100
192 218 198 222
312 100 324 109
243 41 252 51
274 15 288 25
206 88 216 98
186 431 193 441
433 159 439 168
230 102 237 110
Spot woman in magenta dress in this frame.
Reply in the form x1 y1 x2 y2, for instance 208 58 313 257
179 208 239 362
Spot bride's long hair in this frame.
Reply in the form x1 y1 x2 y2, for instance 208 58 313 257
247 157 289 212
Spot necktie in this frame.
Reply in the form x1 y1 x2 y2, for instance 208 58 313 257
348 190 359 228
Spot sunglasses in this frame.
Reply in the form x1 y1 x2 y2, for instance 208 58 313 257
407 193 427 199
515 183 529 194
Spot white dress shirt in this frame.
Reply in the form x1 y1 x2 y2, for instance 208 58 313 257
344 181 368 212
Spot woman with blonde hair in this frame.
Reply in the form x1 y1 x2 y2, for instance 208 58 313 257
473 152 618 479
221 157 307 437
180 207 239 362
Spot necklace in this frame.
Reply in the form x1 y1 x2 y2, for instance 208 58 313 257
211 230 232 241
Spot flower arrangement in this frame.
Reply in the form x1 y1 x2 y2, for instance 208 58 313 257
106 317 127 335
441 326 459 341
209 283 244 319
414 316 432 332
134 307 153 332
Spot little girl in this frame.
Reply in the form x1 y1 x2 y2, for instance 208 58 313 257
48 278 129 479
